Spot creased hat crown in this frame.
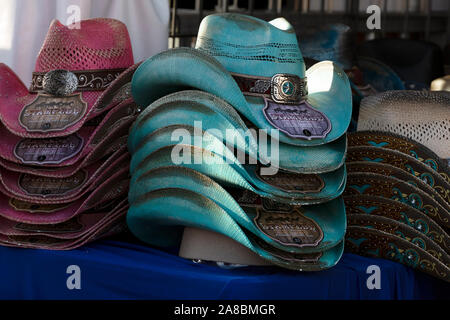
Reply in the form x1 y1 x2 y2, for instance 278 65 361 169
35 18 133 72
195 13 305 78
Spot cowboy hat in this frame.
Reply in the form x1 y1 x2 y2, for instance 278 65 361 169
129 90 347 174
131 14 352 147
357 90 450 161
129 166 346 254
345 172 450 229
0 19 139 138
344 195 450 253
0 165 129 225
130 142 346 205
0 152 129 204
347 146 450 202
346 226 449 282
128 186 345 271
348 131 450 183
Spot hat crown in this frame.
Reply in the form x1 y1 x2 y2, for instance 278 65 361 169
358 90 450 159
35 18 133 73
195 13 305 79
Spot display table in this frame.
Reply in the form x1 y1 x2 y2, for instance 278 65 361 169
0 239 448 300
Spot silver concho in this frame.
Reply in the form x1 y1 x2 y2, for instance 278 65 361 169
42 70 78 96
271 74 307 104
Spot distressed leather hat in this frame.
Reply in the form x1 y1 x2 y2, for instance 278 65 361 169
347 214 449 264
127 13 350 269
0 19 137 138
344 195 450 253
346 161 450 210
347 148 450 204
348 131 450 184
132 13 352 147
345 172 450 229
346 226 449 282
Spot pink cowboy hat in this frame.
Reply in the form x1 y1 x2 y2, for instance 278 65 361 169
0 18 137 138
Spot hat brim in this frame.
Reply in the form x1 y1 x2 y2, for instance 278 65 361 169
345 172 450 229
0 62 139 138
344 195 450 253
0 144 128 178
130 142 347 205
0 202 128 250
127 187 344 271
129 166 346 253
0 166 129 224
0 98 135 166
348 131 450 185
0 198 127 239
0 151 129 204
131 48 352 147
346 226 450 282
348 214 449 263
129 90 347 174
347 146 450 205
346 161 450 211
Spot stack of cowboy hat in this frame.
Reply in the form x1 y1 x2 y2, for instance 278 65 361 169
344 90 450 282
0 18 140 249
126 13 353 271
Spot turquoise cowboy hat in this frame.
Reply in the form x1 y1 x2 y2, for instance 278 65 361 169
129 90 347 174
128 166 346 254
129 136 347 205
127 178 345 270
131 14 352 147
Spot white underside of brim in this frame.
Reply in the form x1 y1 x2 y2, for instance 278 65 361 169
179 227 271 266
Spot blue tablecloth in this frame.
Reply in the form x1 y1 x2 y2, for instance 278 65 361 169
0 239 448 300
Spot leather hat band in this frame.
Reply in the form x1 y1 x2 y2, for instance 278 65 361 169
231 72 307 104
30 68 127 93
